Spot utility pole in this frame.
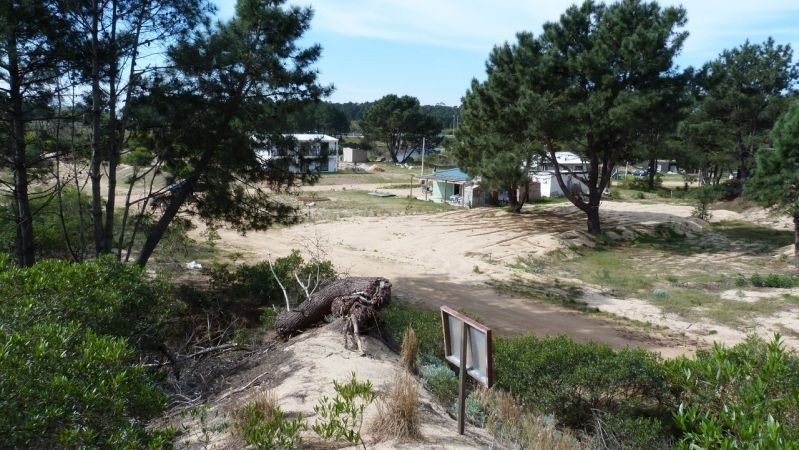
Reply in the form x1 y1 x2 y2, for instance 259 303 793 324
420 137 426 177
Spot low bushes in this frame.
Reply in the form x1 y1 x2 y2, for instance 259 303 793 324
233 390 306 449
384 301 799 448
0 256 177 448
202 250 336 318
493 334 672 430
749 272 799 288
381 302 443 358
419 356 459 405
667 335 799 448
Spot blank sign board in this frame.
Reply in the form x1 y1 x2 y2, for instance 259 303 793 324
441 306 493 387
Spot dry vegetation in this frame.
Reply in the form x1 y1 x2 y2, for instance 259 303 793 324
369 372 422 442
398 326 419 374
474 389 581 450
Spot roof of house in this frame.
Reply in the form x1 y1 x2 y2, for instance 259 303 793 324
552 151 584 165
418 167 473 182
290 133 338 142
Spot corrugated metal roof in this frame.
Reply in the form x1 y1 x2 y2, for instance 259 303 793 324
418 167 473 182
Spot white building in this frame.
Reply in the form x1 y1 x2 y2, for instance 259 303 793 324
342 147 368 163
256 134 339 173
530 151 589 198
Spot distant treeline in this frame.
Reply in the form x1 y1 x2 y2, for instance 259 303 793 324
332 102 460 127
288 101 460 135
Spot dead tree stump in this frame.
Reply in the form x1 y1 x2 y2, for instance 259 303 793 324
274 277 391 337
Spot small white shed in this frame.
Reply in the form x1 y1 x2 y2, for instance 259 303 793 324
343 147 368 163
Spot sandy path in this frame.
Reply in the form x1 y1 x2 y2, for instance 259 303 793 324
204 206 692 357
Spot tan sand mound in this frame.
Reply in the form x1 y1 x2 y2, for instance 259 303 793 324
175 326 490 449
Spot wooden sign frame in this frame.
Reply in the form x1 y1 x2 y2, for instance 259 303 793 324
440 305 493 435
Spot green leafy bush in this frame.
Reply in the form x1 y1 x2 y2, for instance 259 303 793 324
0 255 177 345
594 412 673 450
419 356 459 405
381 302 443 358
750 273 799 288
312 373 376 446
260 306 280 330
234 402 306 449
691 185 719 221
204 250 336 316
493 334 671 429
0 320 169 448
0 256 177 448
667 335 799 448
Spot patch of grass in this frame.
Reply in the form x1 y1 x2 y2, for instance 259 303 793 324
783 294 799 306
749 273 799 288
378 183 416 189
706 298 784 327
710 221 793 253
654 287 722 317
307 189 453 221
528 196 570 205
488 277 593 312
509 257 545 274
316 172 402 185
474 388 581 450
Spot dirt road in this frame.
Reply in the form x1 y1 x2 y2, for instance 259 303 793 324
204 205 702 357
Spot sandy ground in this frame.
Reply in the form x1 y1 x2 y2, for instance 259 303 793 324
191 198 799 357
199 204 717 358
175 327 491 449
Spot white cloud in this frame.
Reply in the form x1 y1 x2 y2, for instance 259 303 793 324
300 0 799 60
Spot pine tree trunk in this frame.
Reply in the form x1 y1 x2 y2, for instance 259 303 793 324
7 32 35 266
274 277 392 337
648 158 657 190
587 204 601 234
89 1 105 255
794 215 799 270
103 0 119 255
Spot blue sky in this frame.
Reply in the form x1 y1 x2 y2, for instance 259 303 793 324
212 0 799 105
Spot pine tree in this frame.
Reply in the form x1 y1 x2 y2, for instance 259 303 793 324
746 101 799 269
132 0 329 266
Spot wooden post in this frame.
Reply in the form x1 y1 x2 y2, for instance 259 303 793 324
410 175 413 199
457 323 468 435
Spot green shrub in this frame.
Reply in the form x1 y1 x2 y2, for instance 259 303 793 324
452 392 488 427
121 146 155 167
0 321 169 448
234 402 306 449
381 302 443 358
750 273 799 288
667 335 799 448
0 255 177 346
691 185 718 221
260 306 279 330
419 356 459 405
595 412 673 450
204 250 336 316
493 334 671 429
0 256 178 448
312 373 376 446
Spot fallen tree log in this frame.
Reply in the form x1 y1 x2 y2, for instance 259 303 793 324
274 277 391 337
